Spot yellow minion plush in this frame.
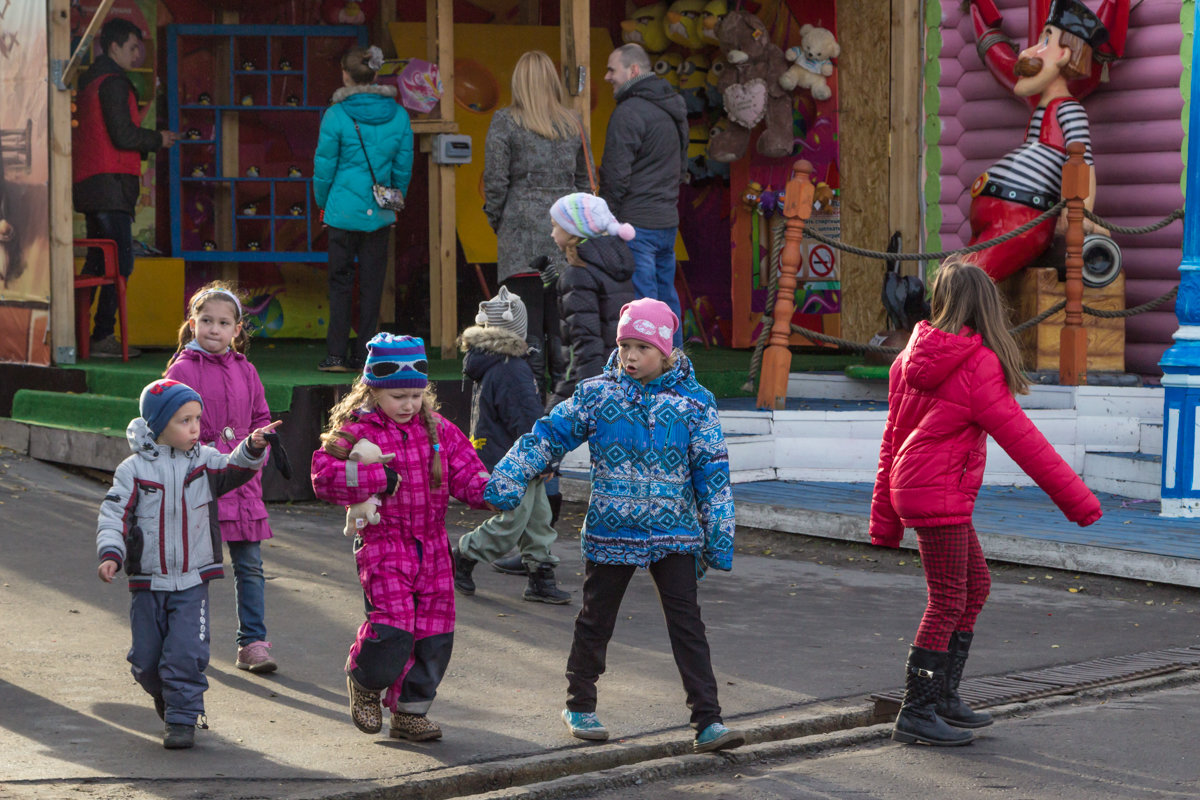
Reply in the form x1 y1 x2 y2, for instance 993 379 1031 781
653 51 683 89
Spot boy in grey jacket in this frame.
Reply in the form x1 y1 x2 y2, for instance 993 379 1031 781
96 379 278 749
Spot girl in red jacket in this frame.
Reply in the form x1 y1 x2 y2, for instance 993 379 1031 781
870 259 1101 747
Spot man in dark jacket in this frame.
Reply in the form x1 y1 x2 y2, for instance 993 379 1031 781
451 287 570 605
600 43 689 348
73 18 177 358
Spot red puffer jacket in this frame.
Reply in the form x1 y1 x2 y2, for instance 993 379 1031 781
869 322 1101 547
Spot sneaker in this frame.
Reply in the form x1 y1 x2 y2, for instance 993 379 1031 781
452 546 477 595
561 709 609 741
163 723 195 749
236 641 277 674
491 553 528 576
693 722 745 754
389 712 443 742
153 694 165 721
318 355 350 372
91 334 141 359
346 674 383 734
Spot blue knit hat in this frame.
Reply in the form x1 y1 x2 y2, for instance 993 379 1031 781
362 333 429 389
139 379 203 439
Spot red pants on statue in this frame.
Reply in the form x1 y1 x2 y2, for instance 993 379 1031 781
967 195 1057 283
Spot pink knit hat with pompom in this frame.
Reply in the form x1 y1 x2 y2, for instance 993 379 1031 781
617 298 678 357
550 193 636 241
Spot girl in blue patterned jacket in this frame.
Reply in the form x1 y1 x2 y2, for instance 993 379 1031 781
484 298 743 754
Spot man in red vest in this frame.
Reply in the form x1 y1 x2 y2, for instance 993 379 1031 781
73 18 177 358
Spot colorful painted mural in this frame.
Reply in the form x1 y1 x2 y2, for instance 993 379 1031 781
0 0 51 365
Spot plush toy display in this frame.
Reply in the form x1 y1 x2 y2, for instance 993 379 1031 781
709 10 793 161
341 438 395 537
653 51 684 89
665 0 710 50
319 0 379 25
699 0 728 47
780 24 840 101
678 53 711 114
621 2 671 54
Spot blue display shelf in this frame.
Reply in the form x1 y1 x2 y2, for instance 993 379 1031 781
166 23 366 262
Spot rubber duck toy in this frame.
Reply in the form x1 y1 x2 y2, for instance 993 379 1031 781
241 59 256 71
620 2 670 54
289 203 304 216
202 240 217 251
285 95 301 106
246 240 261 252
245 165 260 178
653 52 683 89
186 128 202 140
665 0 709 50
287 165 303 177
241 202 258 216
197 93 212 105
190 165 207 177
241 95 254 106
278 58 292 71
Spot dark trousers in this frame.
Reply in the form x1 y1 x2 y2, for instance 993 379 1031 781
81 210 134 341
501 274 565 396
566 554 722 731
127 583 210 726
326 225 390 363
913 523 991 651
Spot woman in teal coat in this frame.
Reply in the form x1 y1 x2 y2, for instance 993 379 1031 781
313 45 413 372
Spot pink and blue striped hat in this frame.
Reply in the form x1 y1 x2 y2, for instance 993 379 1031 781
550 193 636 241
362 333 428 389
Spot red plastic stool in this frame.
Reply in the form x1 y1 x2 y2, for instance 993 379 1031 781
73 238 128 362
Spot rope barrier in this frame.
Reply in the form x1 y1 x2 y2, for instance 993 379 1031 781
1084 208 1184 236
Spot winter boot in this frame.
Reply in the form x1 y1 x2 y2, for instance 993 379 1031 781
524 563 571 604
452 546 477 595
163 723 195 749
548 492 563 528
892 645 974 746
936 631 993 728
491 553 528 575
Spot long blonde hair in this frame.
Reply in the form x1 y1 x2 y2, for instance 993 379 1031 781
928 257 1030 396
164 281 252 374
320 380 444 488
508 51 578 140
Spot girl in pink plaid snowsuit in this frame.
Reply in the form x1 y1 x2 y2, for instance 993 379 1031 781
311 334 490 741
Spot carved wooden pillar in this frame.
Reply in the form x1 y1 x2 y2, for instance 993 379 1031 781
1059 141 1089 385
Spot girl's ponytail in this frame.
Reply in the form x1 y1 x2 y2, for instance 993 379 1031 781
420 385 443 488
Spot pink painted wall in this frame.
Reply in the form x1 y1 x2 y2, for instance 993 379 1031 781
935 0 1184 376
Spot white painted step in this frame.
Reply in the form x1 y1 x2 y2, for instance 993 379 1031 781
1140 421 1164 457
1083 451 1162 501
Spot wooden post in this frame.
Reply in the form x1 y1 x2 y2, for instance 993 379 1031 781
48 0 75 363
1060 141 1089 385
425 0 457 358
757 161 815 410
560 0 590 136
888 0 922 275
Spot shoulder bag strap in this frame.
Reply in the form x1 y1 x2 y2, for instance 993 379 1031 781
353 121 380 185
575 116 598 195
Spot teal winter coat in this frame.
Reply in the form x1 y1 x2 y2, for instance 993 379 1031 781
313 84 413 232
485 351 735 573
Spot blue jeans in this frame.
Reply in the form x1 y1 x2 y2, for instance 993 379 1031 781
627 226 683 347
81 211 134 341
228 541 267 646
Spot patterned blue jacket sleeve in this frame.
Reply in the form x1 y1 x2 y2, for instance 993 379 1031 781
688 396 735 571
485 387 592 510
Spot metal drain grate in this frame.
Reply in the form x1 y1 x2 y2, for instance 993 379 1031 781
870 645 1200 720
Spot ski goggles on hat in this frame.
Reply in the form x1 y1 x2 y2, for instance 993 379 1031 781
365 359 428 380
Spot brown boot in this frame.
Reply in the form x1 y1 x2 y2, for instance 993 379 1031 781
346 673 382 734
389 712 443 741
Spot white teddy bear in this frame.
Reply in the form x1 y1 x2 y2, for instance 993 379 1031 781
779 24 840 101
342 439 396 537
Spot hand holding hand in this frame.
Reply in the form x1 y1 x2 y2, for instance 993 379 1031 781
98 560 118 583
250 420 283 449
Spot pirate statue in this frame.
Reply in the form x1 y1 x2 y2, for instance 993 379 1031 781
967 0 1110 283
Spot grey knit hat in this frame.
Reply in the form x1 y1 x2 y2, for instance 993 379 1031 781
475 285 528 340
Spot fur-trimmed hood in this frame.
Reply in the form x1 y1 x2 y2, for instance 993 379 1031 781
461 325 530 384
329 83 399 124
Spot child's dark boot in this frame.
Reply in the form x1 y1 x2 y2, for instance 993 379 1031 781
892 645 973 746
936 631 993 728
491 553 528 575
524 563 570 604
452 546 477 595
163 722 195 749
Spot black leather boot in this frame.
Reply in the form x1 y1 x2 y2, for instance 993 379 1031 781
524 563 571 604
937 631 993 728
892 645 974 746
491 553 528 575
452 546 477 595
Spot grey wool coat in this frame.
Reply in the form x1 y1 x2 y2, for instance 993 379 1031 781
482 107 593 284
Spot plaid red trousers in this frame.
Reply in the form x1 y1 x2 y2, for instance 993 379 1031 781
913 523 991 651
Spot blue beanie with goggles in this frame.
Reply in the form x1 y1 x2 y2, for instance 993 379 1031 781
139 379 203 440
362 333 429 389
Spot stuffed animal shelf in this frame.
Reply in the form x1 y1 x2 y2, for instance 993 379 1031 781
709 10 793 162
780 24 840 101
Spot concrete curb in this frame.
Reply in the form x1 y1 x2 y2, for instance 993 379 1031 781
467 668 1200 800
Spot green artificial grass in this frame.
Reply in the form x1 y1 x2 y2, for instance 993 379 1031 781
844 364 891 381
12 390 136 437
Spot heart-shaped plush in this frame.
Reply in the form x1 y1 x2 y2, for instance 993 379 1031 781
723 78 768 129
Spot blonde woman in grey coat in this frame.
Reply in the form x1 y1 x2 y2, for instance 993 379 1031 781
482 50 593 396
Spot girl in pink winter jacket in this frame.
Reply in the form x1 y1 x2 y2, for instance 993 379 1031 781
870 259 1101 748
164 283 278 674
310 333 491 742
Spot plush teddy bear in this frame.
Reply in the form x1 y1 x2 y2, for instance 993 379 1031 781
780 24 840 102
341 439 395 537
708 10 793 162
